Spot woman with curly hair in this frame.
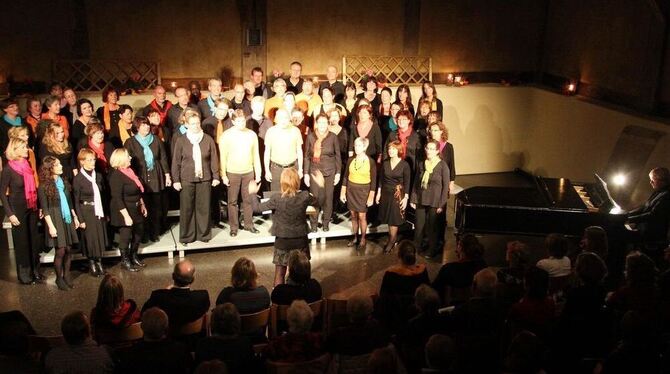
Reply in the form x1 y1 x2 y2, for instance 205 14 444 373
39 122 76 182
39 156 80 290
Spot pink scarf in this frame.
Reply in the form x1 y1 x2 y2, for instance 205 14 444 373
118 167 144 193
8 159 37 209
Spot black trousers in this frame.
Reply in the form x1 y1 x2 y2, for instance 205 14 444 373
179 180 212 243
144 192 165 238
227 171 254 231
118 222 144 252
414 205 440 256
270 162 297 191
309 171 335 224
11 207 41 283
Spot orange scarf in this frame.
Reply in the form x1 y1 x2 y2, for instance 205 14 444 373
103 103 112 131
117 120 131 145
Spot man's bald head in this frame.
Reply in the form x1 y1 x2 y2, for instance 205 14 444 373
472 268 497 297
172 260 195 287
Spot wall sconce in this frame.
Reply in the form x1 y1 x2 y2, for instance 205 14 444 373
447 73 454 84
565 81 578 95
170 81 177 88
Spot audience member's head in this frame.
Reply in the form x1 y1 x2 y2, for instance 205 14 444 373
425 334 456 371
524 267 550 300
415 284 440 314
346 293 374 324
194 359 229 374
95 274 125 315
287 300 313 334
545 233 568 259
141 307 168 341
396 240 417 266
575 252 608 285
504 330 545 374
472 268 497 298
287 250 311 284
581 226 609 260
624 251 657 288
61 311 90 345
230 257 258 290
368 347 398 374
457 234 484 262
210 303 241 337
506 240 529 270
172 259 195 287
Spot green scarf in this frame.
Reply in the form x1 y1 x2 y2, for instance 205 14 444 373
421 158 440 190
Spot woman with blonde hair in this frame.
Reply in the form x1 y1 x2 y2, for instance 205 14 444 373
109 148 147 271
8 126 38 178
215 257 270 314
39 122 76 181
1 138 42 284
250 168 317 286
39 156 80 290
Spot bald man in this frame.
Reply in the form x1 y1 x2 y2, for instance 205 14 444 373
141 260 210 327
139 85 173 129
319 65 345 103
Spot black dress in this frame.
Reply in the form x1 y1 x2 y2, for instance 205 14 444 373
378 159 411 226
38 181 79 248
72 170 108 258
96 106 120 133
37 144 76 183
109 170 144 227
348 123 383 160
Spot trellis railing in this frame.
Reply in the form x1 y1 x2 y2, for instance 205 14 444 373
51 59 161 92
342 55 431 86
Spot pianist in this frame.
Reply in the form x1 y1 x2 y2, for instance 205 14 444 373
627 167 670 257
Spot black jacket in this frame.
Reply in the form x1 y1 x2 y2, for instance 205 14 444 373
628 188 670 244
141 287 210 327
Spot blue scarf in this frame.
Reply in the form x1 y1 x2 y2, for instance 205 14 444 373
134 133 155 171
178 124 187 134
3 114 21 127
55 177 72 224
206 95 216 116
388 117 398 132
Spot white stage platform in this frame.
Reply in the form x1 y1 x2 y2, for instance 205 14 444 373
4 212 402 263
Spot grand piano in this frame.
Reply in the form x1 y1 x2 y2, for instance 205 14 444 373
454 169 629 239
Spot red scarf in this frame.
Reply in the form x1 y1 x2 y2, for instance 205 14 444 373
8 159 37 209
150 100 173 126
88 139 109 171
119 167 144 193
398 126 413 158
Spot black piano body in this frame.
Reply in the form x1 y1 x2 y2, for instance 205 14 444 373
454 170 628 239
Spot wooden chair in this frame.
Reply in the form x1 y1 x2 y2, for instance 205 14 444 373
325 298 349 336
94 322 143 348
270 299 325 339
240 308 271 354
27 335 66 362
444 285 472 306
169 314 207 337
266 353 332 374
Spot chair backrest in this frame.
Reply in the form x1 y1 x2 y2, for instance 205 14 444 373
94 322 143 347
325 298 349 336
170 314 207 337
270 299 325 338
266 353 332 374
27 335 66 362
548 275 571 295
445 286 472 306
240 308 270 335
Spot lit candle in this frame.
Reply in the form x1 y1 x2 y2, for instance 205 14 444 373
567 83 575 92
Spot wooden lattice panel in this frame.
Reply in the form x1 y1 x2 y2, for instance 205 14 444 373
342 56 431 86
51 60 161 92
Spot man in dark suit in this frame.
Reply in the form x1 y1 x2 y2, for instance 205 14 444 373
628 167 670 255
142 260 210 327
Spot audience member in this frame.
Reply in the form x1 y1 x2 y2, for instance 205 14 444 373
508 266 556 339
581 225 609 260
536 233 571 277
44 311 113 374
424 334 457 374
142 260 210 327
90 274 141 330
216 257 270 313
194 359 229 374
431 234 486 305
116 307 193 374
503 330 546 374
194 303 256 373
367 346 404 374
271 250 323 305
497 240 530 308
600 311 661 374
607 251 660 317
325 293 389 356
265 300 324 363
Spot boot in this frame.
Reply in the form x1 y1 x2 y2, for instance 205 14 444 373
95 260 105 275
88 260 99 277
121 250 139 272
130 245 146 268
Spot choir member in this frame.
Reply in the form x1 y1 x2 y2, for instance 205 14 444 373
395 84 415 116
39 122 76 182
231 83 251 116
0 99 26 164
202 98 232 142
124 116 171 242
1 139 42 284
348 105 383 162
60 88 78 129
171 108 220 244
386 110 423 175
39 156 80 290
286 61 304 95
264 108 304 191
356 76 381 116
198 78 224 120
109 148 147 271
319 65 345 103
139 85 172 141
108 104 133 148
251 67 271 98
313 87 345 119
411 140 450 259
414 100 431 138
219 109 262 236
419 81 443 119
78 120 114 176
428 121 455 191
73 148 108 277
304 114 341 232
24 97 42 135
96 87 121 132
8 127 38 176
71 99 95 150
295 80 322 117
42 96 70 140
341 137 377 251
167 86 198 143
264 78 287 117
376 141 411 254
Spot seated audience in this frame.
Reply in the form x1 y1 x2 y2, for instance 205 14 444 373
44 311 113 374
91 274 141 331
536 233 571 277
600 311 662 374
424 334 457 374
325 293 389 356
216 257 270 314
508 266 556 339
607 251 660 320
581 225 609 260
142 259 210 327
0 310 39 373
195 303 256 374
431 234 486 304
503 330 546 374
271 250 322 305
497 240 530 308
265 300 324 363
116 307 193 374
194 359 229 374
368 346 405 374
